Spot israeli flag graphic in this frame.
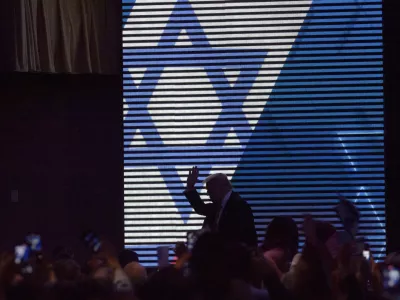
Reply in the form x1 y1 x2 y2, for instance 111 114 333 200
123 0 385 265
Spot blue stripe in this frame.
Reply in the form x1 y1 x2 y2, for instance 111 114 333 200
123 25 382 38
124 156 384 164
125 118 383 125
123 57 382 67
123 51 381 60
126 110 383 117
124 168 384 175
123 44 383 54
123 66 383 74
123 10 382 17
124 143 384 151
125 100 383 106
124 148 383 157
123 4 381 12
124 105 384 112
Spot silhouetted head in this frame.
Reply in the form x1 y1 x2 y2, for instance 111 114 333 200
203 173 232 206
118 249 139 268
190 232 229 282
53 259 81 282
52 246 74 261
263 216 299 259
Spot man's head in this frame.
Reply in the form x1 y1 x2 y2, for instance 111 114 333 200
203 173 232 205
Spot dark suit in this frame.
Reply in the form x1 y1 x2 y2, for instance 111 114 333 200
184 189 258 248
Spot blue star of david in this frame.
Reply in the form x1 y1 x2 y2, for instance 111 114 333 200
124 0 267 220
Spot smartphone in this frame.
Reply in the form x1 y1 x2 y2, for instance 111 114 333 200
15 244 30 265
83 232 102 253
157 246 170 269
363 250 371 261
26 234 42 252
383 265 400 291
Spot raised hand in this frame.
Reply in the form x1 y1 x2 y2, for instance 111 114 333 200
303 214 317 246
186 166 199 190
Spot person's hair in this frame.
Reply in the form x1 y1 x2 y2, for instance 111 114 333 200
204 173 232 190
53 259 81 282
118 249 139 268
332 246 383 300
262 216 299 258
123 261 147 286
289 242 333 300
52 246 74 261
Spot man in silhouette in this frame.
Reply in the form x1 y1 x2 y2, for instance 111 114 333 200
184 166 257 248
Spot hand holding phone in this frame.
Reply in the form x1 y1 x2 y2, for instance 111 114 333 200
363 250 371 261
26 234 42 252
383 265 400 298
15 244 30 265
15 244 34 274
157 246 170 269
83 231 102 253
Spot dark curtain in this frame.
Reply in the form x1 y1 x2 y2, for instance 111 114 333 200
0 0 120 74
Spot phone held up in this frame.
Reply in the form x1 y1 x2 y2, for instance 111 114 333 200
82 231 102 253
15 234 43 274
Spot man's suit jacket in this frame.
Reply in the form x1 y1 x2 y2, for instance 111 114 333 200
184 189 258 248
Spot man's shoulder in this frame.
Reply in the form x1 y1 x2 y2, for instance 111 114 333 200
229 192 251 209
230 191 242 200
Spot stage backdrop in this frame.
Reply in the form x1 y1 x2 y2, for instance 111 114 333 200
123 0 384 266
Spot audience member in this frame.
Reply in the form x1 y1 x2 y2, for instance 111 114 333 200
52 246 74 261
282 218 336 300
261 216 299 275
53 259 81 282
118 250 147 287
0 206 392 300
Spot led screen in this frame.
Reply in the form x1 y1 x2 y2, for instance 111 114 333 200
123 0 385 266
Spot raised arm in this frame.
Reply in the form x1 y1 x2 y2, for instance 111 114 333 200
184 189 209 216
184 166 211 216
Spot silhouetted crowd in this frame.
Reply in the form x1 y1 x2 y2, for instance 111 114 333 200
1 214 399 300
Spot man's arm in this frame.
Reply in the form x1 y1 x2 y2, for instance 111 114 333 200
184 189 211 216
184 166 213 217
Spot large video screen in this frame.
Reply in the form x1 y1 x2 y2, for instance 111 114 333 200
123 0 385 266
